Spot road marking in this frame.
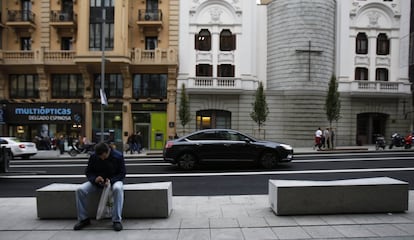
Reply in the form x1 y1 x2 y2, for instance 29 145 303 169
1 167 414 179
294 156 414 163
9 163 170 168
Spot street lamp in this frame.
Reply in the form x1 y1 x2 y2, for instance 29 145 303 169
100 8 107 142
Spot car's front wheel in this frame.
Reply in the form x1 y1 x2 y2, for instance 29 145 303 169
260 151 278 169
178 153 196 170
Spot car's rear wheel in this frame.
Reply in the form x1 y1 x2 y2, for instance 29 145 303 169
178 153 196 170
260 151 278 169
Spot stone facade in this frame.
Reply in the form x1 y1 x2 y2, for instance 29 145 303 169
178 0 412 147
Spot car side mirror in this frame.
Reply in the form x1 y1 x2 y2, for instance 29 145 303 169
244 138 251 143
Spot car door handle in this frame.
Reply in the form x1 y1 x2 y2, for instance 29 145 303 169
224 144 230 147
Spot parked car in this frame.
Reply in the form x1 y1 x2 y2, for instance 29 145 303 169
163 129 293 170
0 137 38 159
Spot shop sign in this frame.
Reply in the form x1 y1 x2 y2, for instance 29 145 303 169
5 103 83 124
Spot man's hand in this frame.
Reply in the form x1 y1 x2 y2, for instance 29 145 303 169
95 176 105 186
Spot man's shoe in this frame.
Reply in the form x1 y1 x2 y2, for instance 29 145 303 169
73 218 91 230
113 222 123 231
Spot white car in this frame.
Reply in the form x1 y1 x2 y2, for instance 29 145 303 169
0 137 38 159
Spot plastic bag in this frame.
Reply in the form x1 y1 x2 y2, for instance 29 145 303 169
96 183 113 220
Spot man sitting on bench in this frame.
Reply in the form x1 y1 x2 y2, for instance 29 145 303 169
73 142 126 231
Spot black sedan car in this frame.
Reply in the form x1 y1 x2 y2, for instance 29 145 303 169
163 129 293 170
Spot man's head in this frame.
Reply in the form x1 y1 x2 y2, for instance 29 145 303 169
95 142 110 160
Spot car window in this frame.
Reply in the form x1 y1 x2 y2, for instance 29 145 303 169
0 139 7 144
187 132 219 140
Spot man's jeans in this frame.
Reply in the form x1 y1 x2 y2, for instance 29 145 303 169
75 181 124 222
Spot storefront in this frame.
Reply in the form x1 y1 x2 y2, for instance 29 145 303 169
132 103 167 150
4 103 84 149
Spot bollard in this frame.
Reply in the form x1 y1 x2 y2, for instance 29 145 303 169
0 146 11 173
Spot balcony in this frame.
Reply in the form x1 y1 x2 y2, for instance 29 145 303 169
0 48 177 66
50 11 76 31
6 10 36 30
136 9 163 30
130 48 177 65
338 80 412 97
180 77 258 94
0 50 75 65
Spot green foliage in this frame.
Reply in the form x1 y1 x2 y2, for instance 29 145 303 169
250 82 269 130
325 74 341 124
178 83 191 128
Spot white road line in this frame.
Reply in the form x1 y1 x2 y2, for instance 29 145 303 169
294 156 414 163
1 167 414 179
9 163 170 168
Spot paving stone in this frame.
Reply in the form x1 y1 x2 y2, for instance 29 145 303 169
211 228 245 240
302 225 345 238
272 226 311 239
242 227 278 240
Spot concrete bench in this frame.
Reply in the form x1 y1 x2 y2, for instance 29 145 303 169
269 177 409 215
36 181 172 219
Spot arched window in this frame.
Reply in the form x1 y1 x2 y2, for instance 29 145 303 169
220 29 236 51
195 29 211 51
355 67 369 80
376 68 388 81
356 32 368 54
377 33 390 55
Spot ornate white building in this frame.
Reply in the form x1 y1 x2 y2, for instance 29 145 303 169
177 0 412 147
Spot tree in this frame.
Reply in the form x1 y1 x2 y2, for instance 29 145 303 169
250 82 269 138
178 83 191 135
325 74 341 149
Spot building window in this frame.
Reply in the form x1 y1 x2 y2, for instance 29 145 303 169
132 74 167 99
94 74 123 98
220 29 236 51
355 67 369 80
21 37 31 50
218 64 235 77
61 37 73 50
195 29 211 51
52 74 84 98
89 0 114 51
145 37 158 50
356 32 368 54
196 110 231 130
376 68 389 81
377 33 390 55
196 64 213 76
9 74 39 98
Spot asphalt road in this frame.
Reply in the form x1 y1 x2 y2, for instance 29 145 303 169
1 151 413 197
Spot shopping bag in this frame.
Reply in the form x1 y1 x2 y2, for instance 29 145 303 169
96 183 113 220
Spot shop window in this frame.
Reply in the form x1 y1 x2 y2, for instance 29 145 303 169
220 29 236 51
196 110 231 130
195 29 211 51
356 32 368 54
94 74 123 98
196 64 213 76
377 33 390 55
133 74 167 99
218 64 235 77
376 68 389 81
9 74 39 98
52 74 84 98
355 67 368 80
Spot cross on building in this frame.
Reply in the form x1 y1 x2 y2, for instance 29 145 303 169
296 41 323 81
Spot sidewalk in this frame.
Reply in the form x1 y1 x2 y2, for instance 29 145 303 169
4 146 413 239
0 192 413 240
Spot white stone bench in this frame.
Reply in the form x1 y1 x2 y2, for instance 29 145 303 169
269 177 409 215
36 182 172 219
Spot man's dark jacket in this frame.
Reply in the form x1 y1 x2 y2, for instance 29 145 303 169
85 149 126 186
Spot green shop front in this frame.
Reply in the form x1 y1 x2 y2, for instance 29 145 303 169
93 103 167 151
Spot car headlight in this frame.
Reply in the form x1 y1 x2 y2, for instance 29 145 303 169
280 144 293 151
